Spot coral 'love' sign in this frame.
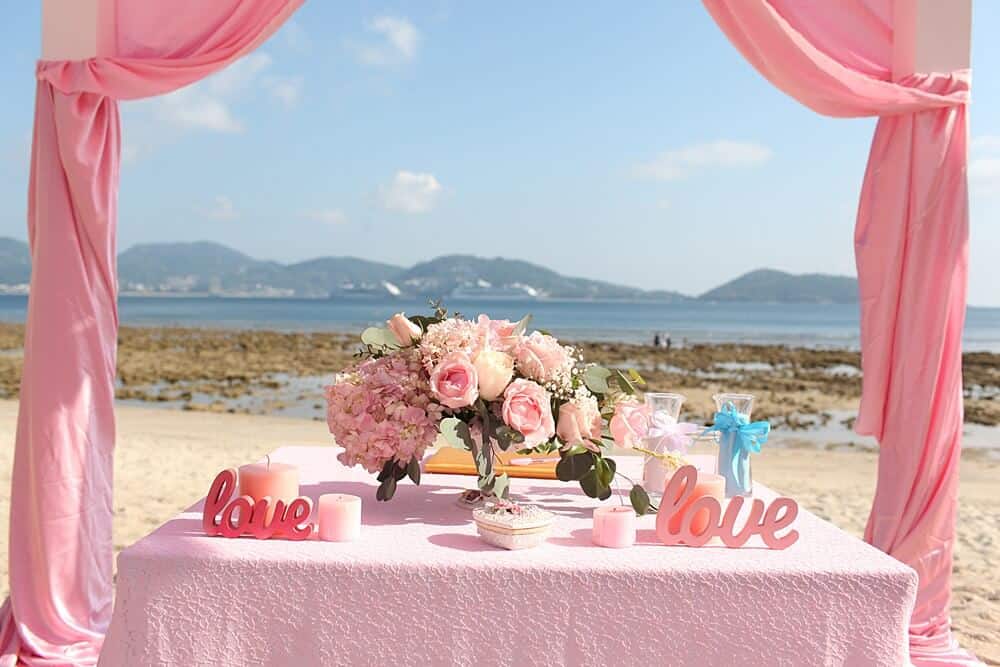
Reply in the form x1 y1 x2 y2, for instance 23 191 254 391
202 469 314 540
656 465 799 549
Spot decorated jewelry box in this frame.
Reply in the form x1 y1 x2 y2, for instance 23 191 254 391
472 501 555 550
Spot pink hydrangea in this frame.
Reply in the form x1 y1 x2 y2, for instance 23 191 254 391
325 348 444 473
418 317 482 372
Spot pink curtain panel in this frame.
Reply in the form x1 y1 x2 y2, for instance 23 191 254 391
0 3 303 665
703 1 977 664
0 0 980 665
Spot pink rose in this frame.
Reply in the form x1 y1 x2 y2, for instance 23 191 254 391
429 352 479 409
557 397 603 449
476 314 519 351
501 379 555 448
514 332 571 383
472 348 514 401
610 401 650 449
387 313 421 346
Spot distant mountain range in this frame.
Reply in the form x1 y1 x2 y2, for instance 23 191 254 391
700 269 859 304
0 237 860 303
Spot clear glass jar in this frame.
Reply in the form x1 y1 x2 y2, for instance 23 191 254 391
641 392 686 500
712 392 755 497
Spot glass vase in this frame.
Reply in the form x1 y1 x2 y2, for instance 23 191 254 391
641 392 686 501
712 392 755 498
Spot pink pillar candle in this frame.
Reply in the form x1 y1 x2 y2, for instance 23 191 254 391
657 470 726 544
592 505 636 548
318 494 362 542
238 462 299 524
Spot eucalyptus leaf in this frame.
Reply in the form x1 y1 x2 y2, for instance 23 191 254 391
579 469 600 498
613 369 637 395
589 438 611 453
377 459 395 483
493 473 510 500
494 425 524 452
478 471 496 493
440 417 475 450
472 437 494 487
511 314 533 337
595 457 615 488
583 366 612 394
406 458 421 486
556 452 594 482
360 327 401 350
408 315 441 332
629 485 652 515
376 476 397 502
598 484 612 501
495 429 512 451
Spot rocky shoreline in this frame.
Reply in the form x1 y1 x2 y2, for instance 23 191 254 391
0 323 997 430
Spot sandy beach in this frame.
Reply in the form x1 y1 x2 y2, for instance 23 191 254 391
0 400 996 661
0 323 997 661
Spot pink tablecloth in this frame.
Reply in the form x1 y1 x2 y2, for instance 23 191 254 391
99 447 916 667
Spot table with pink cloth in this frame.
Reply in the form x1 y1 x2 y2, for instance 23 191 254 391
99 447 917 667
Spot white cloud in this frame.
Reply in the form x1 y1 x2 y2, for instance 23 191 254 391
121 52 303 158
159 90 244 133
971 135 1000 153
206 196 238 221
305 209 348 225
634 140 773 181
265 75 304 109
970 158 1000 195
349 15 420 66
377 171 442 214
281 19 312 53
971 135 1000 196
207 53 274 96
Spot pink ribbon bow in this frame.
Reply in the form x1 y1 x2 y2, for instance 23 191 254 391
646 411 701 454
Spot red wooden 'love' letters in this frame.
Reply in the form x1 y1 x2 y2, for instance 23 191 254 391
656 465 799 549
202 468 314 540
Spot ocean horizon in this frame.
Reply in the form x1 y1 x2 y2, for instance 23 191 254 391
2 294 1000 351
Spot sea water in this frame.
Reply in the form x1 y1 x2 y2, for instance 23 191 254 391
1 294 999 351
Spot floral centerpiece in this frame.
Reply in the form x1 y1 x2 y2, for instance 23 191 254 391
324 304 667 513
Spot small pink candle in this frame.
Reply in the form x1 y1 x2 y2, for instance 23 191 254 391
318 494 362 542
592 505 636 548
238 461 299 524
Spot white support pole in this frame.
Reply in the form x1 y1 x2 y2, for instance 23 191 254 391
41 0 101 61
893 0 972 79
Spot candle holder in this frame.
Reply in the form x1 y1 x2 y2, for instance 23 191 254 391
640 392 686 500
712 393 757 498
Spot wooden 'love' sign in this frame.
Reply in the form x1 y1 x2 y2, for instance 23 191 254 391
656 465 799 549
202 469 314 540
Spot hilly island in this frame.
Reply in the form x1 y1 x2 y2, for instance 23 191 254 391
0 238 859 304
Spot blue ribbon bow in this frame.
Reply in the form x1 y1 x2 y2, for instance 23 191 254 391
704 402 770 494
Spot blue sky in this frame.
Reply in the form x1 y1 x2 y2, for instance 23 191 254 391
0 3 998 304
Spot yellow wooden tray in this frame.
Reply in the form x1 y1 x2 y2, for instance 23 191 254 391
423 447 559 480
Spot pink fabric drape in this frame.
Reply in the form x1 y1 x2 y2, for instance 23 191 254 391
703 1 978 665
1 2 302 665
